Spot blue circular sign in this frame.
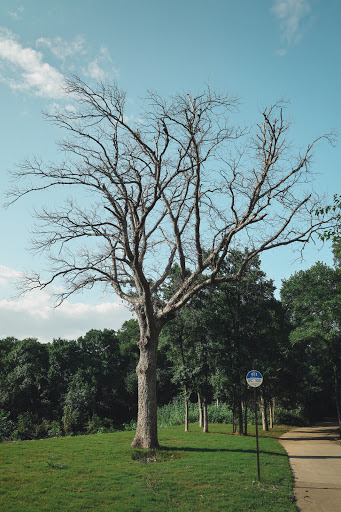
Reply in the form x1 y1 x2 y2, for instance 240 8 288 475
246 370 263 387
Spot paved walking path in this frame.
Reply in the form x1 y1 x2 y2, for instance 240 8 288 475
279 422 341 512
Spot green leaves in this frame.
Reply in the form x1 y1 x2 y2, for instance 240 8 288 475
316 194 341 241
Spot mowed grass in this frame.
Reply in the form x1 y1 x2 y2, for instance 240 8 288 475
0 424 297 512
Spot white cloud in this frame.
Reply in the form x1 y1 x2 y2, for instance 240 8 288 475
0 27 65 98
272 0 311 47
84 46 119 81
0 265 133 342
36 35 86 61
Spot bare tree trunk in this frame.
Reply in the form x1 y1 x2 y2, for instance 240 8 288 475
333 366 341 436
131 328 159 449
232 410 236 433
269 398 273 429
184 386 189 432
244 400 248 436
260 392 269 431
236 401 243 435
198 393 203 428
272 398 276 426
203 398 208 433
216 398 219 408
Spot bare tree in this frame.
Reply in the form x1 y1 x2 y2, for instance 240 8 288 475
8 77 333 448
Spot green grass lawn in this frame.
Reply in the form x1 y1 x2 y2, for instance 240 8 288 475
0 423 297 512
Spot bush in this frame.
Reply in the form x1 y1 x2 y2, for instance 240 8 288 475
122 419 137 431
47 420 63 438
275 407 308 427
158 397 199 427
62 406 80 435
17 412 39 440
0 410 16 441
86 414 115 434
207 403 234 423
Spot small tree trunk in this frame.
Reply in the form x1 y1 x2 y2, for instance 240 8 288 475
232 410 236 433
260 392 269 431
198 393 203 428
184 386 189 432
244 400 248 436
131 330 159 449
269 398 273 429
203 398 208 433
333 366 341 435
236 401 243 435
216 398 219 408
272 397 276 426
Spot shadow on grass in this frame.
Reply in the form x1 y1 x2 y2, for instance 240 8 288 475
159 445 287 457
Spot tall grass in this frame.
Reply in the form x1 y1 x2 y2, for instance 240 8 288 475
158 396 308 428
158 397 237 427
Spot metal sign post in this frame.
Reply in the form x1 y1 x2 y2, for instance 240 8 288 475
246 370 263 483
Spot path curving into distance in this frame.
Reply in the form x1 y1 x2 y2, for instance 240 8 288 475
279 422 341 512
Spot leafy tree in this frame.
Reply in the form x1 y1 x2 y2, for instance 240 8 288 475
8 78 333 447
117 320 139 399
48 337 82 418
162 252 293 433
76 329 128 423
202 252 283 433
0 339 50 420
0 337 19 396
281 261 341 431
62 370 97 433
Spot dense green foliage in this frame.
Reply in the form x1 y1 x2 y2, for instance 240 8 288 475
281 259 341 429
0 424 297 512
0 250 339 441
0 326 141 440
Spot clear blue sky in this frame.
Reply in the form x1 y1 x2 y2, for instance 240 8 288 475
0 0 340 341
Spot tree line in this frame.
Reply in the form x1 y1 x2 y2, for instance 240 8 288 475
1 248 340 441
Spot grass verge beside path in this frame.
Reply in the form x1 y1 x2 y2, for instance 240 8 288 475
0 424 297 512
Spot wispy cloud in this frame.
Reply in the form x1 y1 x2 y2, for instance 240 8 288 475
0 27 65 98
0 265 132 342
0 29 119 99
272 0 312 53
84 46 119 81
36 35 86 61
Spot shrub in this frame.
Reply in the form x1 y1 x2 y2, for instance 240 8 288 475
122 419 137 431
157 397 198 427
86 414 115 434
17 412 39 440
0 410 16 441
207 402 234 423
62 406 79 435
47 420 63 438
275 407 308 427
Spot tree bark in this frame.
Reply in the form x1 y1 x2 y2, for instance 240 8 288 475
184 386 189 432
198 393 203 428
236 401 243 435
272 397 276 426
269 398 273 429
333 366 341 435
131 326 160 449
244 400 248 436
260 392 269 431
203 398 208 433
